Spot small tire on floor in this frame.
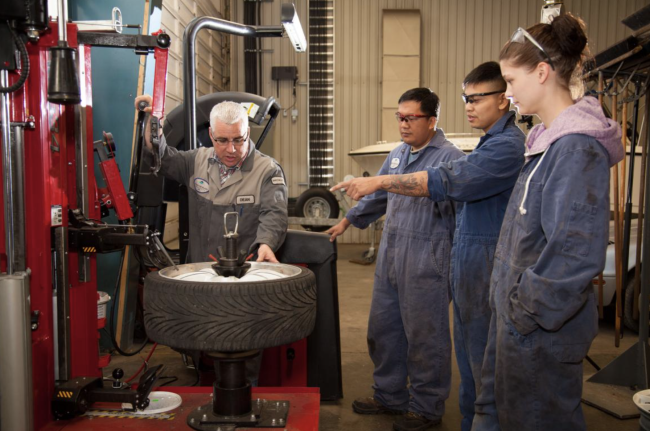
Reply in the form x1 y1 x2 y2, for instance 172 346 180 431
143 265 317 352
295 187 340 232
623 269 648 333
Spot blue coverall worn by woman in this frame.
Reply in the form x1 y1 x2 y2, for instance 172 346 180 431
472 14 624 431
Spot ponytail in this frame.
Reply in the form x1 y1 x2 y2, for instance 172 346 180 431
500 13 591 93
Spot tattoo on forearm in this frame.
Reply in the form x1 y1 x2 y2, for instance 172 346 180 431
380 174 428 197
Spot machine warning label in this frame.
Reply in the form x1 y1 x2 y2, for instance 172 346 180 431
84 410 175 420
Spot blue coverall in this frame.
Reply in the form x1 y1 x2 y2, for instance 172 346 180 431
425 112 525 431
472 134 612 431
346 130 464 420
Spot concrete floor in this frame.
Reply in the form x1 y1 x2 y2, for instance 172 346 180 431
111 243 643 430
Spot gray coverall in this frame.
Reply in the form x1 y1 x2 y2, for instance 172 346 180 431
346 130 464 420
154 136 288 262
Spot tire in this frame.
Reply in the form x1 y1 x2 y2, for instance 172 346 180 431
623 271 649 333
295 187 340 232
143 263 317 352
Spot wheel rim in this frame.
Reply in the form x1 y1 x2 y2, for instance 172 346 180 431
159 262 300 283
303 197 331 218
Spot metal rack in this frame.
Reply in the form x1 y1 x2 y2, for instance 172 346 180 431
581 8 650 418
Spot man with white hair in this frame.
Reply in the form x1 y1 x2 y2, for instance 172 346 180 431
136 95 287 263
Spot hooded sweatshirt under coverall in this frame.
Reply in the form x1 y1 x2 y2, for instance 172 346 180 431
472 96 624 431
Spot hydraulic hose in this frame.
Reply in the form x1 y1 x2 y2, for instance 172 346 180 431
0 24 29 94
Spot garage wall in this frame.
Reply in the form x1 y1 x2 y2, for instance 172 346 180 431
333 0 649 244
160 0 230 114
231 0 312 200
237 0 648 244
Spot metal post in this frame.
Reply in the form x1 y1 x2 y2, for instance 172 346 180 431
74 79 90 281
639 99 650 346
10 125 26 272
53 227 71 381
182 17 282 151
0 272 34 431
1 70 15 275
57 0 68 43
621 84 641 305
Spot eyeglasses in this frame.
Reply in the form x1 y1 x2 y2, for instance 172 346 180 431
461 90 506 104
211 131 248 147
395 113 431 123
508 27 555 70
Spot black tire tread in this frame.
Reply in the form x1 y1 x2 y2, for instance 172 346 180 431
144 267 317 351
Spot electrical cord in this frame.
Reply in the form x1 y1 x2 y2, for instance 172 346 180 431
191 356 200 387
157 376 178 387
124 342 158 384
0 23 29 93
108 250 150 356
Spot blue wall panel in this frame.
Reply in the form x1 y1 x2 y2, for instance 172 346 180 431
69 0 148 344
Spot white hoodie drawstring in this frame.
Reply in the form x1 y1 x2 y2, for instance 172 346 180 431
519 149 549 215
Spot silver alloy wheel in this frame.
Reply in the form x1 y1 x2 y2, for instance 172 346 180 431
159 261 300 283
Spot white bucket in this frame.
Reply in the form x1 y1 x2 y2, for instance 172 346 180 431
633 389 650 430
97 291 111 319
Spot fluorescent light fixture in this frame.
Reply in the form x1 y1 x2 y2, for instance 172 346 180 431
281 3 307 52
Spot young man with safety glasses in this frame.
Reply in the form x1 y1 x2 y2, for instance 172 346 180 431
327 88 464 431
331 63 525 431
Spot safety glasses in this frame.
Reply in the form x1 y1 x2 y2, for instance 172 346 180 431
508 27 555 70
395 113 431 123
210 131 249 147
461 90 506 104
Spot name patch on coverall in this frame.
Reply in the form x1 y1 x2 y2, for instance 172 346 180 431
194 178 209 193
236 195 255 204
390 158 400 169
272 176 285 185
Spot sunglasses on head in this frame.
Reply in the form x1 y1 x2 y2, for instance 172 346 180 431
508 27 555 70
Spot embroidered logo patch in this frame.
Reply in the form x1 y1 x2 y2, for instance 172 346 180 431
236 195 255 204
272 176 285 185
194 177 209 193
390 158 400 169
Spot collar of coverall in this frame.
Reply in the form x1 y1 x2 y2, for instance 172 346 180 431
240 139 256 171
416 127 447 151
485 110 517 137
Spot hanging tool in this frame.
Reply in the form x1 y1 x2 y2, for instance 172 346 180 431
94 131 134 221
633 106 648 321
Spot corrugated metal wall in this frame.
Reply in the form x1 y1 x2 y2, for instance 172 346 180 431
232 0 312 197
333 0 649 243
240 0 648 243
161 0 229 114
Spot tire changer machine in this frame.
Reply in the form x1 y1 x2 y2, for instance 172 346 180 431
0 1 342 430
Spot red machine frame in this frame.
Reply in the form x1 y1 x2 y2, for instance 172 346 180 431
0 22 169 430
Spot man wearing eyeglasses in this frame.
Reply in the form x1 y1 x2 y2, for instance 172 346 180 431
331 63 525 431
327 88 464 431
135 95 287 264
